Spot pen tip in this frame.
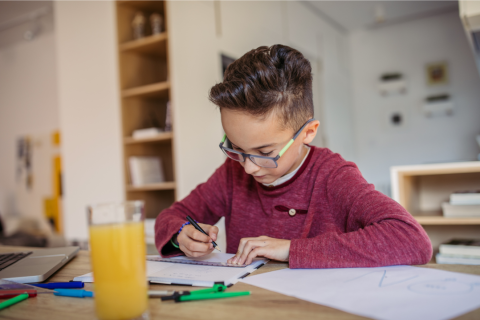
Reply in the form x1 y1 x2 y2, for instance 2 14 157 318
215 247 221 252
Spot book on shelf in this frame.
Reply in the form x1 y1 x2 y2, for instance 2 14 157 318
439 239 480 258
436 253 480 265
132 127 163 139
450 190 480 205
442 202 480 218
129 156 165 187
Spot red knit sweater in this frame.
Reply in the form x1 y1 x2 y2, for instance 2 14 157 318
155 147 432 268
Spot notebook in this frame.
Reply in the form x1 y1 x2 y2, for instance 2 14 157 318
74 253 267 287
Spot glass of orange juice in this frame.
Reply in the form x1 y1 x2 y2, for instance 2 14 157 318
87 201 148 320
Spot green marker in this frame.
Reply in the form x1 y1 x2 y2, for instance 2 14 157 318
0 293 29 311
177 291 250 302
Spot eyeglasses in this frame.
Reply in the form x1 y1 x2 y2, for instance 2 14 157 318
219 119 315 168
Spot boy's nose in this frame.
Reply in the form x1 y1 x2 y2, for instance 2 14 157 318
243 157 260 175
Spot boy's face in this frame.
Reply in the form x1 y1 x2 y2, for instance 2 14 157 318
221 109 318 184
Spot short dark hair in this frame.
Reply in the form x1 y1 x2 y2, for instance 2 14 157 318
209 45 313 131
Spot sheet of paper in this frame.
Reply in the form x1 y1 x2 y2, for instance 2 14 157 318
73 261 173 283
148 253 267 286
74 253 268 286
168 252 236 263
241 265 480 320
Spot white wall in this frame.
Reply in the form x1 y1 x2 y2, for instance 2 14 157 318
350 11 480 193
54 1 124 240
168 1 355 201
0 9 59 221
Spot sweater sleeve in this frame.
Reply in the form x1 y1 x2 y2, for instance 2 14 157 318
289 162 433 269
154 160 230 257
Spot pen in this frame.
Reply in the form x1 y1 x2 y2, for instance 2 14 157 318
176 291 250 302
186 215 221 251
0 293 29 310
32 282 84 289
54 289 93 298
0 290 37 299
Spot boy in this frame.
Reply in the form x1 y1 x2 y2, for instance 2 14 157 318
155 45 432 268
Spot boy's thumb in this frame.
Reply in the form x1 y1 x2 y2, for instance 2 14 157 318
207 226 219 241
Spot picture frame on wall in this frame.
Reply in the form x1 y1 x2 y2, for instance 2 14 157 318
425 61 448 86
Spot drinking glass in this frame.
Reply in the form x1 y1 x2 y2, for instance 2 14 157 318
87 201 148 320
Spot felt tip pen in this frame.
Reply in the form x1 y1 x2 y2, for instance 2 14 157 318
176 291 250 302
54 289 94 298
0 293 29 310
186 215 221 252
32 282 84 289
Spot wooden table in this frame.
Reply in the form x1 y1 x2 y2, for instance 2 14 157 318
1 246 479 320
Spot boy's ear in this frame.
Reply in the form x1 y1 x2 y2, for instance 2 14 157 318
302 120 320 145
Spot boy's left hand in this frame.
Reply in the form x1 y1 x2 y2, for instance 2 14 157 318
227 236 290 265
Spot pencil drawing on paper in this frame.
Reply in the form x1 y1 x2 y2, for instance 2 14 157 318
346 269 418 287
345 269 480 296
408 279 478 295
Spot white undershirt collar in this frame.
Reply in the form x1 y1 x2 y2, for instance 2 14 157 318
262 146 311 187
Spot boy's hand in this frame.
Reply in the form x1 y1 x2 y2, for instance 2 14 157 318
227 236 290 265
177 224 219 258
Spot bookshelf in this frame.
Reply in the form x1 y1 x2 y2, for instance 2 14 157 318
116 1 176 223
391 161 480 249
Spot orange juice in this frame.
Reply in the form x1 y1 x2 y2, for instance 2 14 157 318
89 221 147 320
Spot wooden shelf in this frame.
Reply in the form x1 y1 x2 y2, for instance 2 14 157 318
122 81 170 99
127 181 176 192
120 33 167 57
413 216 480 225
124 132 172 144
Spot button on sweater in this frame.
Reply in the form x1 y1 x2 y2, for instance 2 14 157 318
154 146 433 268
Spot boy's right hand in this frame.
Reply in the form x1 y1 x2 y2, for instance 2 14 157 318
177 224 219 258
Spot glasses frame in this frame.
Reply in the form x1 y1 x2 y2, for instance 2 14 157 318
219 118 315 168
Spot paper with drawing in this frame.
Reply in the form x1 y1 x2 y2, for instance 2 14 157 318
241 265 480 320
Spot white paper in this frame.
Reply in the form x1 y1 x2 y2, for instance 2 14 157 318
74 253 268 287
149 253 267 286
241 265 480 320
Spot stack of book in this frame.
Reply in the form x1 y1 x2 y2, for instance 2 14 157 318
129 156 165 186
436 239 480 265
441 190 480 218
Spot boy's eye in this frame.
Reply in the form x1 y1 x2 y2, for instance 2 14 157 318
260 151 273 156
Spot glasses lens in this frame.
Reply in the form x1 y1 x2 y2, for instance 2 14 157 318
250 156 277 168
223 149 245 162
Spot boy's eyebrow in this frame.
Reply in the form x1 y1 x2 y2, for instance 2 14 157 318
229 139 276 150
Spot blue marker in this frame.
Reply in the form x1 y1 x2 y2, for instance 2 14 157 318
54 289 94 298
32 282 85 289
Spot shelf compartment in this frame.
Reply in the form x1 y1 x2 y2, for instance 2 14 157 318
124 132 172 144
126 189 174 219
120 33 167 57
127 181 176 192
116 1 166 44
122 81 170 99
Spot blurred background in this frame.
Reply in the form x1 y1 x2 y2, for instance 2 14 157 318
0 1 479 259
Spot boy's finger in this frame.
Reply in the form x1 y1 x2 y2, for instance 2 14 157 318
184 226 210 242
237 240 266 265
234 237 261 263
245 247 265 265
185 238 212 252
205 225 219 241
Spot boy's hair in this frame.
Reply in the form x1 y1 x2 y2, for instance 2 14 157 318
209 45 313 131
